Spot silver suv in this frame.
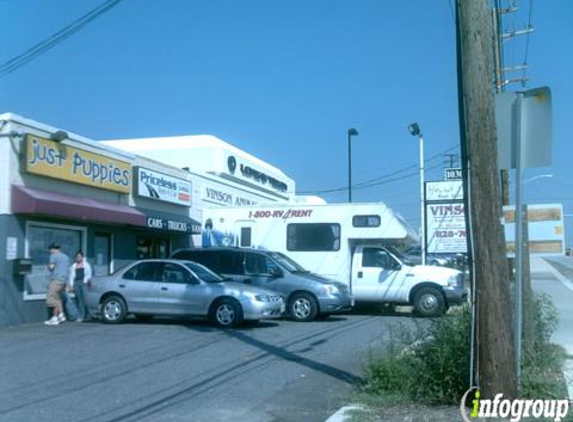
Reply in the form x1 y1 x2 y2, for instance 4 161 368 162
171 248 353 322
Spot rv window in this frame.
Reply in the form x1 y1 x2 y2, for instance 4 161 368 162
287 223 341 252
240 227 252 247
352 215 381 228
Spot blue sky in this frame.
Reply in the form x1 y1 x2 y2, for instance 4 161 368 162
1 0 572 246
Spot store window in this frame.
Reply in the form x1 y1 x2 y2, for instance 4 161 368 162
136 237 170 260
25 222 86 300
287 223 341 251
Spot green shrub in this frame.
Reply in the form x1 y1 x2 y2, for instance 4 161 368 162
364 305 471 405
521 292 566 399
363 293 565 405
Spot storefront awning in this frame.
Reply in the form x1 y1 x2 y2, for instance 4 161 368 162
12 185 146 227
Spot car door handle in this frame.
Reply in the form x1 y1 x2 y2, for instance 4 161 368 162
119 284 125 288
406 274 415 277
357 271 363 278
161 287 168 291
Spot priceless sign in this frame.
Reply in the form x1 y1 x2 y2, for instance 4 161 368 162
26 135 131 193
136 167 192 206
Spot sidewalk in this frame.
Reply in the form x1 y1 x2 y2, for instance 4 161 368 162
530 256 573 356
531 256 573 401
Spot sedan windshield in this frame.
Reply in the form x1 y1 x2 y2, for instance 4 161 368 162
268 252 309 273
183 262 224 283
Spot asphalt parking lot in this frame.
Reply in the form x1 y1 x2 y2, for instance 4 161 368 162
0 311 414 422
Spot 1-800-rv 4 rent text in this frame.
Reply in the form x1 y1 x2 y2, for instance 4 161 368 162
201 203 468 317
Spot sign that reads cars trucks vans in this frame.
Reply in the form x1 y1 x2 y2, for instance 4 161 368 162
425 181 467 254
136 167 192 206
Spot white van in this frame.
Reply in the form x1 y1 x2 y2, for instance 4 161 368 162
202 203 467 316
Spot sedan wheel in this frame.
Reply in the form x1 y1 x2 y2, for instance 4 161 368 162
289 293 318 322
101 296 127 324
212 299 243 328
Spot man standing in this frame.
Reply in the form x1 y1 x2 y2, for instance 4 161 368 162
44 243 71 326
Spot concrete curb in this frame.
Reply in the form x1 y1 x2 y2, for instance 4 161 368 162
324 405 362 422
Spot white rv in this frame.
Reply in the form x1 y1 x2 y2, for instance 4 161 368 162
202 203 467 316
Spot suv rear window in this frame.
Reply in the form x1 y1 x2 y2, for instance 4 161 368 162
172 249 244 275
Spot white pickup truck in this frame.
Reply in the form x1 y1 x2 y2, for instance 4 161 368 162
349 244 466 316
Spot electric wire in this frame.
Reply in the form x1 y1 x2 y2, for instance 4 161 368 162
0 0 126 77
521 0 534 87
297 144 459 195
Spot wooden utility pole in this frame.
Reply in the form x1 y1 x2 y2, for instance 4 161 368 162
456 0 517 398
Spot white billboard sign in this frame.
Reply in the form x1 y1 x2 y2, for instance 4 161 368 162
426 181 464 201
426 203 467 253
425 181 467 254
504 203 565 256
136 167 192 206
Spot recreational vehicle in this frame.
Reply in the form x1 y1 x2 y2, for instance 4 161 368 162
200 203 467 316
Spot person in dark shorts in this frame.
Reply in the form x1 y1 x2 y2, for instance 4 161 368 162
45 243 71 326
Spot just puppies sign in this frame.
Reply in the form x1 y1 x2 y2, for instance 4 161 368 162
26 135 131 193
136 167 192 206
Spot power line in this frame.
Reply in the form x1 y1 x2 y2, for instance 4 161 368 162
0 0 126 77
521 0 534 87
296 144 459 195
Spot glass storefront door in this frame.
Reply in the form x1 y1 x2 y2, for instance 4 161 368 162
93 233 112 277
136 237 170 260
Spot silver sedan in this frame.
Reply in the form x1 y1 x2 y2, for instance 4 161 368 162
85 259 285 327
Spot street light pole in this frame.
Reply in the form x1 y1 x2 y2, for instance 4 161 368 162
408 123 426 266
347 128 359 203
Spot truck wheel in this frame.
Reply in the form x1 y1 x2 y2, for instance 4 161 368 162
289 293 318 322
413 287 445 317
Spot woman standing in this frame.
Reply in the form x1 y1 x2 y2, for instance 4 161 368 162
68 251 93 322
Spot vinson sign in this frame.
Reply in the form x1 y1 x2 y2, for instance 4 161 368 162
136 167 192 206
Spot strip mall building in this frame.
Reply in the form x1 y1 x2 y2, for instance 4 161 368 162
0 113 294 325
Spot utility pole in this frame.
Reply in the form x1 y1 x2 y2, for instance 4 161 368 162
456 0 517 399
492 0 536 385
493 0 534 206
444 153 459 168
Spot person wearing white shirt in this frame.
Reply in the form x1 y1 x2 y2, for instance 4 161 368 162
68 251 93 322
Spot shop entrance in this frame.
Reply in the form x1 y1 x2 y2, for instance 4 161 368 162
93 233 112 276
136 237 170 260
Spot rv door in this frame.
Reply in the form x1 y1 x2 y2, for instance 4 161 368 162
234 220 256 248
